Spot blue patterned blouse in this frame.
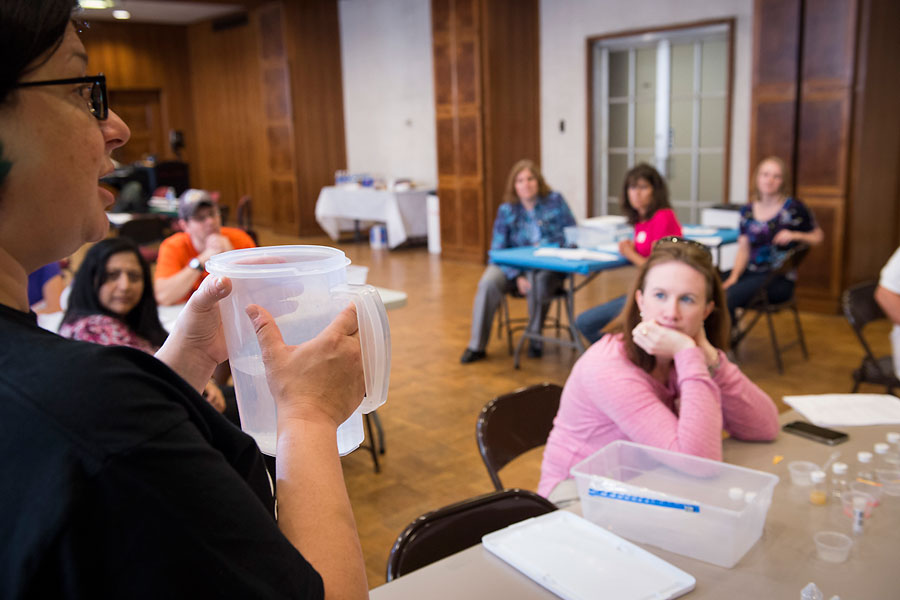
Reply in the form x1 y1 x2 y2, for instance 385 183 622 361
490 191 576 279
739 197 816 273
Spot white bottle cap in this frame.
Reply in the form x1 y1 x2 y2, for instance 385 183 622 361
811 470 826 483
832 462 848 474
857 451 873 463
874 442 889 454
728 486 744 501
887 432 900 444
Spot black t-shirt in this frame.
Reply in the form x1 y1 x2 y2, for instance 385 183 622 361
0 304 323 598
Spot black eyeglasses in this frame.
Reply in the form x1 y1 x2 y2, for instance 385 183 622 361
16 73 108 121
654 235 712 256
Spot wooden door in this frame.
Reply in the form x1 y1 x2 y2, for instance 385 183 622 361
109 89 165 165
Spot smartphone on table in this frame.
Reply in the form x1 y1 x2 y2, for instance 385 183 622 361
782 421 849 445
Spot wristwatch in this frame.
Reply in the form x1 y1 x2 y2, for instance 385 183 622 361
189 257 205 272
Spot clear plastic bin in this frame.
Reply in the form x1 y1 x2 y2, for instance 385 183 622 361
570 440 779 568
563 224 630 249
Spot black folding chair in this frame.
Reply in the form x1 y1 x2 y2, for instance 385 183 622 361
842 281 900 395
385 489 556 581
476 383 562 491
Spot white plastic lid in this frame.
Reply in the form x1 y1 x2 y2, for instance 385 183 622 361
832 462 848 475
811 470 826 483
857 451 873 463
205 245 349 279
887 432 900 444
874 442 889 454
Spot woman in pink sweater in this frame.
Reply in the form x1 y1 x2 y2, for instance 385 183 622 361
539 237 779 498
575 163 683 344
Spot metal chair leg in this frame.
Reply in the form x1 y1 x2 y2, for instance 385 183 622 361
764 309 783 374
792 304 809 359
364 413 380 473
370 410 386 454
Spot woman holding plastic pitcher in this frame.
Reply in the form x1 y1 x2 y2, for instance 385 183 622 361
0 3 366 597
538 237 779 500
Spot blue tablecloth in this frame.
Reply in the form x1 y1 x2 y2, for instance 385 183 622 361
489 227 738 275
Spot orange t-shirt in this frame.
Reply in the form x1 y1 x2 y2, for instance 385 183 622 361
155 227 256 303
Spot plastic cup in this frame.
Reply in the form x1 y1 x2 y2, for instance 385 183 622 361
787 460 819 486
875 469 900 496
206 246 391 457
850 480 883 506
813 531 852 563
841 489 875 518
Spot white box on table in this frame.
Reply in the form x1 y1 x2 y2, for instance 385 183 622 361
570 440 779 568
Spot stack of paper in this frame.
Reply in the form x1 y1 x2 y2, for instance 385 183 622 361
783 394 900 426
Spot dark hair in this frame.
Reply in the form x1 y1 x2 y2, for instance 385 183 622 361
620 163 672 225
0 1 78 188
62 238 168 348
503 159 552 205
619 239 730 374
0 1 77 105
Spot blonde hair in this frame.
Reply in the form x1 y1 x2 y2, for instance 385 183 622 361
752 156 791 201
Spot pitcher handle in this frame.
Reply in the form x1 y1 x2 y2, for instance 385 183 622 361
331 283 391 413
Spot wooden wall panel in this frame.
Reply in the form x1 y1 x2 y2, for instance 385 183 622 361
282 0 347 236
843 0 900 285
186 14 269 227
796 198 844 303
796 95 851 193
749 0 801 191
431 0 539 263
82 22 195 165
482 0 540 248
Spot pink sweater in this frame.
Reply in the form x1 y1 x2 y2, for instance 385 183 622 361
538 334 779 496
634 208 682 257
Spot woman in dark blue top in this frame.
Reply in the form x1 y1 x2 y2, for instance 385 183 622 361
460 159 576 363
721 156 824 322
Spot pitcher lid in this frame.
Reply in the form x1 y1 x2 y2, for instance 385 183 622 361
205 245 350 278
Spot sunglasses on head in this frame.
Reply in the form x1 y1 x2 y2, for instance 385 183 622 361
653 235 712 256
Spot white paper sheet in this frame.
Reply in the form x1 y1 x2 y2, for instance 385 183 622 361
783 394 900 426
534 247 620 262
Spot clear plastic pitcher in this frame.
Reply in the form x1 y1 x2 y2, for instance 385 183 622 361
205 245 391 456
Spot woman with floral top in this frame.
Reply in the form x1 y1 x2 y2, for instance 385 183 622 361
461 159 576 363
60 238 229 414
722 156 823 322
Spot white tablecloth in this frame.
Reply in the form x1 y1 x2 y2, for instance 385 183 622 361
315 186 429 249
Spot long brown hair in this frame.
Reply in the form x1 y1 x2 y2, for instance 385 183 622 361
620 163 671 225
502 159 552 205
620 239 730 374
751 155 791 201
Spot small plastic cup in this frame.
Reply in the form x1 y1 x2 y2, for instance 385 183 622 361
788 460 819 486
875 469 900 496
813 531 853 563
850 480 883 506
841 489 875 518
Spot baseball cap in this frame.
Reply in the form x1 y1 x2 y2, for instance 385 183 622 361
178 189 216 220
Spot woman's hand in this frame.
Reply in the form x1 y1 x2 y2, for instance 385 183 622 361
618 239 635 255
631 319 696 358
155 275 232 393
772 229 796 246
202 380 227 413
516 275 531 296
248 303 366 428
693 325 720 368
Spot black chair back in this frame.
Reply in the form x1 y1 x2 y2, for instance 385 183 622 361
842 281 900 394
386 489 556 581
476 383 562 491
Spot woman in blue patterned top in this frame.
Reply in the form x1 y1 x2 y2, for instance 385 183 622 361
721 156 823 322
461 159 576 364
